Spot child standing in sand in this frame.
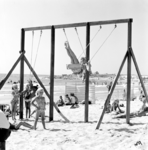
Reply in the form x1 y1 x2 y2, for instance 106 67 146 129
32 88 46 130
10 84 24 121
24 84 32 119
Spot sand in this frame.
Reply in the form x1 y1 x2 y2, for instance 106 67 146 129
4 99 148 150
1 82 148 150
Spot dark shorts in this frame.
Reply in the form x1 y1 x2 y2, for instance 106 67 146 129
25 101 31 109
0 128 11 142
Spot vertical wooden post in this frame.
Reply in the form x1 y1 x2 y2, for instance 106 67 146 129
49 26 55 121
126 19 132 124
19 28 25 119
85 22 90 122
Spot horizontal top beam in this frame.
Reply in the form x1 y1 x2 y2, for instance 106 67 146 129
24 26 52 31
90 18 133 26
23 18 133 31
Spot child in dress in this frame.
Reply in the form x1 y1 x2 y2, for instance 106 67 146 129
32 88 46 130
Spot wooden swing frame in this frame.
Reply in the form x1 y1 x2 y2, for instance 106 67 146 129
1 18 147 126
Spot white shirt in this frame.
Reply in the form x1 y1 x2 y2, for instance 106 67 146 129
0 110 10 129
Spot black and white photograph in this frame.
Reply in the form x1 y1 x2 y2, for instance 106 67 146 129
0 0 148 150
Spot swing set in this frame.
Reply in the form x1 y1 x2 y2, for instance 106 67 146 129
0 18 147 128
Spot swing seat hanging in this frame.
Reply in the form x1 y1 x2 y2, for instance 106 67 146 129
66 64 82 74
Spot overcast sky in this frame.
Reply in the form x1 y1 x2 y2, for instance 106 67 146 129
0 0 148 75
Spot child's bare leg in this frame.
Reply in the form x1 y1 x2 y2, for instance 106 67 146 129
41 111 46 129
29 108 31 118
34 111 39 129
64 41 79 64
16 122 33 129
13 105 17 120
30 110 36 117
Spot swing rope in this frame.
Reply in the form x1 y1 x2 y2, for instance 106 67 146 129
89 24 117 63
63 29 69 43
30 31 34 77
75 25 102 59
74 27 85 57
63 25 116 74
33 30 43 69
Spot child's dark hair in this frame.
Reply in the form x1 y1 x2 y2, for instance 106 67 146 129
70 93 74 96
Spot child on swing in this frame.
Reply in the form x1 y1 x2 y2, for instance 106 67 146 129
64 41 91 82
32 88 46 130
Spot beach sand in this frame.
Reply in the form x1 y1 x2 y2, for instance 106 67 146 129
0 81 148 150
5 99 148 150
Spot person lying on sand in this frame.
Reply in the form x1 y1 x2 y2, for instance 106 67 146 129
9 121 34 130
114 107 148 119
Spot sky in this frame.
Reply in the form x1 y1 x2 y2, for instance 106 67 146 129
0 0 148 76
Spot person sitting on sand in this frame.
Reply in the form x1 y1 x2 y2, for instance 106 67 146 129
32 88 46 130
70 93 79 108
64 94 72 105
56 96 65 107
111 99 124 114
139 89 147 112
105 99 124 114
64 41 91 82
105 102 112 113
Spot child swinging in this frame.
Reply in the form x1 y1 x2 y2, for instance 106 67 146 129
64 41 92 82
